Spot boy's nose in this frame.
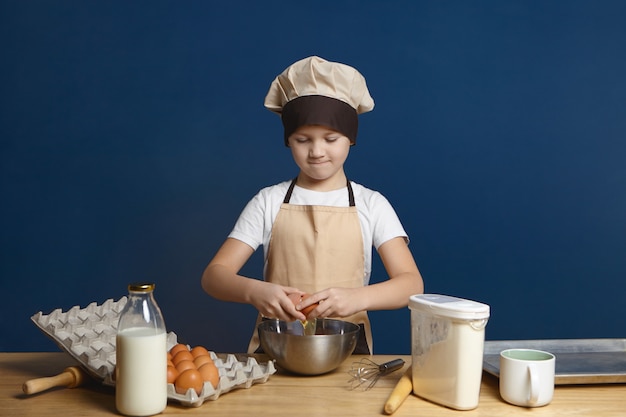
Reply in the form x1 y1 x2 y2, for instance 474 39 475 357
309 142 325 157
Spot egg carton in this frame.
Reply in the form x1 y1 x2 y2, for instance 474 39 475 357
167 352 275 407
31 296 276 407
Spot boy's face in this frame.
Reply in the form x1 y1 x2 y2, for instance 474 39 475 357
287 125 351 186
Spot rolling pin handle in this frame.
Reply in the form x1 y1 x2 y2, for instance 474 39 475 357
22 366 87 395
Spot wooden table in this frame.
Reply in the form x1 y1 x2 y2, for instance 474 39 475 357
2 352 625 416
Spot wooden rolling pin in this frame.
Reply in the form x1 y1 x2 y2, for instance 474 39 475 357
383 366 413 415
23 366 89 395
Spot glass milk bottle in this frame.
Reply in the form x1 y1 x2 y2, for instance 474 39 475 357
116 283 167 416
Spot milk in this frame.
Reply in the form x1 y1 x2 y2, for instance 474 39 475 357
409 294 490 410
116 328 167 416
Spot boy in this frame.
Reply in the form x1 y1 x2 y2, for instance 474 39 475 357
201 56 423 353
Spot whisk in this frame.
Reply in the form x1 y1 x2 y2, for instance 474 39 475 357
348 358 405 390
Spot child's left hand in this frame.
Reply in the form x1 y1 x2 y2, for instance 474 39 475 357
298 287 365 319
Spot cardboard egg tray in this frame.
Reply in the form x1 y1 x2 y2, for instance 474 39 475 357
31 296 276 407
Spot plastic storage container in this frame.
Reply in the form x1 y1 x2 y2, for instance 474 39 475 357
409 294 490 410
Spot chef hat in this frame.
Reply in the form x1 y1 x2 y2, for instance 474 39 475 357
264 56 374 146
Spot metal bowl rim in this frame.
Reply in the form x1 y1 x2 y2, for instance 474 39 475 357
257 317 360 336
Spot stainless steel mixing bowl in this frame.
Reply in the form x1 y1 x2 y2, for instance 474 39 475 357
257 318 360 375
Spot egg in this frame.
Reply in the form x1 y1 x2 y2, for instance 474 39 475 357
175 359 196 373
167 365 179 384
287 293 302 306
172 350 194 365
299 293 319 317
175 369 204 395
198 362 220 389
193 354 214 369
169 343 189 357
190 345 210 358
289 293 319 317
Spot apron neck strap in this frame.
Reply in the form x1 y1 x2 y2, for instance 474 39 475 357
283 177 355 207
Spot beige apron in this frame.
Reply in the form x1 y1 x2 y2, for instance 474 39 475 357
247 178 373 354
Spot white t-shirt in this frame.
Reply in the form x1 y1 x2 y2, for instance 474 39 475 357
228 180 409 285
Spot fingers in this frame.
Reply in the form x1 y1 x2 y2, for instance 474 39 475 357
300 287 361 318
284 299 307 321
296 292 326 319
258 285 359 321
258 285 307 321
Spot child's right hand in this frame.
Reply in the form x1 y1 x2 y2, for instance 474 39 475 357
251 283 306 322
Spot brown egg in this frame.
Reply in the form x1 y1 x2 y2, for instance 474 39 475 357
193 354 214 369
175 359 196 373
190 345 210 358
288 293 319 318
198 362 220 389
287 292 302 306
299 294 319 318
172 350 194 365
169 343 189 356
167 365 179 384
175 369 204 395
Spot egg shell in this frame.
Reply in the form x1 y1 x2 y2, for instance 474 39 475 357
167 365 179 384
288 293 319 318
172 350 194 365
190 345 210 358
198 362 219 389
175 369 204 395
300 294 319 317
175 359 196 373
287 293 302 306
193 354 214 369
169 343 189 356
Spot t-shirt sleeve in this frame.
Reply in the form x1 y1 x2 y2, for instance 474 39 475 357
227 191 266 251
369 192 409 249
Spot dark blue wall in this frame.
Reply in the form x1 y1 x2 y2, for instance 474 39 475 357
2 1 625 354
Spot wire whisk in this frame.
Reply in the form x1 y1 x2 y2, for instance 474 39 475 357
347 358 405 390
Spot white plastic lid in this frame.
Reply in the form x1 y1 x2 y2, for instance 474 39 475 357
409 294 490 320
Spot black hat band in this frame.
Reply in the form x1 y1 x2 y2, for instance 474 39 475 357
281 95 359 146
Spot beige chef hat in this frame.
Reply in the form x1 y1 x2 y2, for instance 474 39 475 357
264 56 375 145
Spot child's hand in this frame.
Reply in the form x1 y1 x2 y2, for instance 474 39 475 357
299 287 364 319
251 283 306 321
